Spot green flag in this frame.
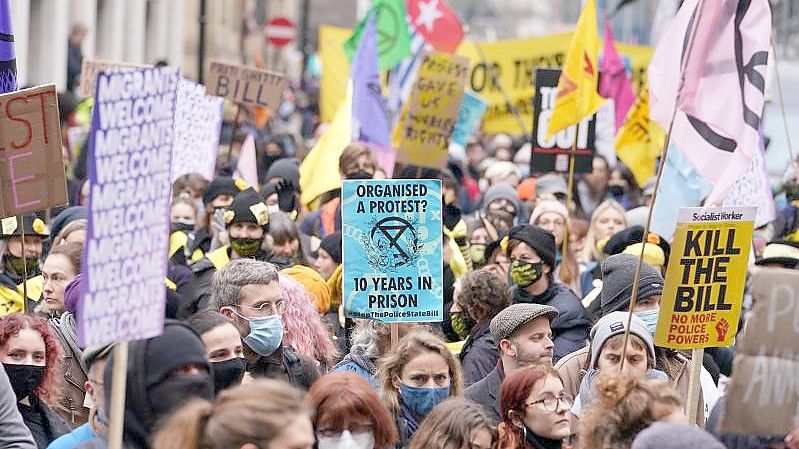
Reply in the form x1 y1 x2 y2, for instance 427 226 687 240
343 0 411 70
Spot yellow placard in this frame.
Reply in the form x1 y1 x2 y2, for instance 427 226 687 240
397 51 469 169
318 27 653 135
654 207 755 349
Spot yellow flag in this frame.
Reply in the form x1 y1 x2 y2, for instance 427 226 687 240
545 0 605 139
615 89 665 186
300 85 353 207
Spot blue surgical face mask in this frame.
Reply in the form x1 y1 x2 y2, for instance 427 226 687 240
399 382 450 418
234 311 284 356
634 308 660 336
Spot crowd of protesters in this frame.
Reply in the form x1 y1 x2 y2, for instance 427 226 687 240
0 76 798 449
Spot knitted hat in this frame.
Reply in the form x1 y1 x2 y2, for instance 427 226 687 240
506 225 557 267
202 177 241 206
481 183 520 212
49 206 87 243
756 240 799 268
490 303 559 341
631 422 725 449
589 312 655 369
265 157 300 189
535 173 568 197
281 265 331 314
600 253 664 316
224 188 270 231
604 226 670 263
529 199 569 226
484 162 520 185
318 232 342 264
0 214 49 238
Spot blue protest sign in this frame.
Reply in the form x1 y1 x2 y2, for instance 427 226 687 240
342 179 443 323
451 90 487 147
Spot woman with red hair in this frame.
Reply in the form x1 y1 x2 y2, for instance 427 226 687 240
0 313 70 448
307 372 398 449
498 365 572 449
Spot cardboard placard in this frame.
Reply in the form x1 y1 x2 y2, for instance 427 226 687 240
397 51 469 169
720 268 799 436
0 84 68 216
342 179 443 323
79 66 181 347
654 207 755 349
531 68 596 173
205 61 286 109
79 59 152 98
171 79 224 181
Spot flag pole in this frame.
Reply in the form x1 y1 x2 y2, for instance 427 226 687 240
618 0 709 371
19 215 28 314
561 135 578 265
467 35 532 141
227 104 243 165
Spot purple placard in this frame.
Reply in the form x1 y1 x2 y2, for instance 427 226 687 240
170 79 224 181
78 66 181 347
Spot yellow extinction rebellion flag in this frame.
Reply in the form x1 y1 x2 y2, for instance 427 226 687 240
546 0 606 140
615 89 665 186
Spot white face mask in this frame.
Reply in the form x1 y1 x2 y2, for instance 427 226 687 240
317 430 375 449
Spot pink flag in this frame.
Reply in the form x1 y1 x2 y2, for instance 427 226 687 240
649 0 771 205
599 21 635 132
235 134 259 190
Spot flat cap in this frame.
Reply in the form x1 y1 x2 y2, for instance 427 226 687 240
490 303 559 341
81 344 114 369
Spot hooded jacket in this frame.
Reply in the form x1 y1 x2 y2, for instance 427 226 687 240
76 321 212 449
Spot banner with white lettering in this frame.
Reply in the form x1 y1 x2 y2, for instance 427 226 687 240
78 66 180 347
171 79 224 181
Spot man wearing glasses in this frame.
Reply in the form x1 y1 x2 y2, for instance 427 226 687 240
213 259 319 389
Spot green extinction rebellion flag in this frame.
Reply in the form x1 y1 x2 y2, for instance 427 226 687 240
343 0 412 70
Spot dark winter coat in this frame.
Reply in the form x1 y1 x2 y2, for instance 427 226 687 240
247 346 320 390
459 321 498 387
465 365 503 424
18 396 70 448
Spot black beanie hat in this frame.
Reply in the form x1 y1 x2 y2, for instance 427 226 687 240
506 225 557 267
319 232 342 264
600 253 664 316
0 214 49 238
224 188 270 231
203 177 242 206
604 225 671 262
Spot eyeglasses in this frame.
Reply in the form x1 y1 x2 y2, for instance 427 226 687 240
236 300 284 317
526 394 574 412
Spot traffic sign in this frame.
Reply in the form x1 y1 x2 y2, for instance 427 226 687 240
265 17 297 47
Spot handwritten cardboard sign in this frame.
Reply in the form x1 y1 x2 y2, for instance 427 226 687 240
79 66 181 347
654 207 755 349
397 51 469 169
171 79 224 181
79 59 152 98
0 84 68 216
205 61 286 109
720 268 799 436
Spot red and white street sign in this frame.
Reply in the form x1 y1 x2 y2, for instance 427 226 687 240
265 17 297 47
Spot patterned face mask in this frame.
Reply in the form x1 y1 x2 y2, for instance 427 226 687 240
510 259 543 288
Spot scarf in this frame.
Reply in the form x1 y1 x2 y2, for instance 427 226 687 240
339 345 377 376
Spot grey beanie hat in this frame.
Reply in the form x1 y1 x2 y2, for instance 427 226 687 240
490 303 559 341
631 422 725 449
600 253 664 316
589 312 655 369
481 183 521 211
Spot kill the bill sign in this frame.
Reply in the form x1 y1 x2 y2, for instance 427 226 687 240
654 207 755 350
342 179 443 323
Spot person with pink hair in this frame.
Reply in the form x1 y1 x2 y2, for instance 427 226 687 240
278 274 338 371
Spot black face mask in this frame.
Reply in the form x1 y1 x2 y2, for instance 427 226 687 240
171 222 195 233
210 358 247 393
608 185 626 198
3 364 45 401
346 169 374 180
148 373 214 420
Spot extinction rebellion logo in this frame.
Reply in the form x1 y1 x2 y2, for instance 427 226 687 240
363 216 422 272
